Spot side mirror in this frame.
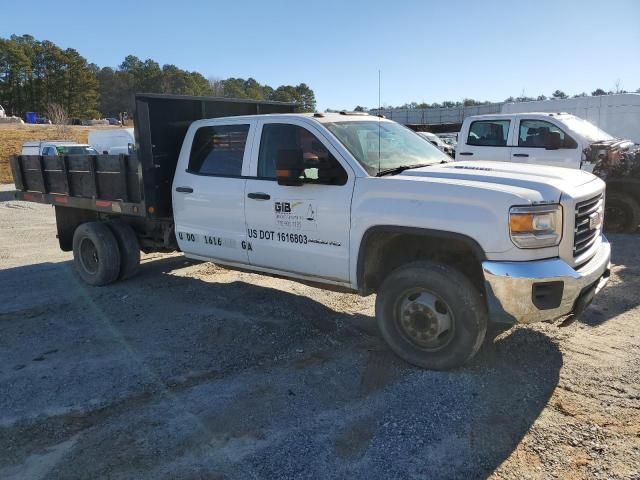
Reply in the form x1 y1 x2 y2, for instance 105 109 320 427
545 132 562 150
276 148 305 186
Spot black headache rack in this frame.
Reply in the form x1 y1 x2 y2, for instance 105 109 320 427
11 93 298 219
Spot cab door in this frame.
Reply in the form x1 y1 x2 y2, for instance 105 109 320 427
172 119 256 264
456 117 513 161
244 120 354 282
508 118 581 169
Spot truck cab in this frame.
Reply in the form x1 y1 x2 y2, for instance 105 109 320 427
170 112 610 369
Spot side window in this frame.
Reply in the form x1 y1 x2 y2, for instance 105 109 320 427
42 146 56 156
258 123 347 185
188 124 250 176
467 120 510 147
518 120 577 149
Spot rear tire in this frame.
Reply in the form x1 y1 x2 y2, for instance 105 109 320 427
605 192 640 233
72 222 121 286
106 221 140 280
375 261 487 370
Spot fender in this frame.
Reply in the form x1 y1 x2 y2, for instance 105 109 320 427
355 225 487 293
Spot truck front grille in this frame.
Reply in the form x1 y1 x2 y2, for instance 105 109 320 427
574 194 604 259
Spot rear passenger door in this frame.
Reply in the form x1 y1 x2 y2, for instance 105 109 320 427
172 119 256 264
457 118 512 161
509 119 580 169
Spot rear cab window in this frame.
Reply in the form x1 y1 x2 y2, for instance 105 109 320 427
518 119 577 149
467 120 511 147
188 124 250 176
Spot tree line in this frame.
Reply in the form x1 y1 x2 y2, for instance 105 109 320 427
0 34 317 120
355 86 640 112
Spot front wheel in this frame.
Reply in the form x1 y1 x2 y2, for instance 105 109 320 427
375 261 487 370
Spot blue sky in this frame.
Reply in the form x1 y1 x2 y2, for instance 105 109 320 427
3 0 639 110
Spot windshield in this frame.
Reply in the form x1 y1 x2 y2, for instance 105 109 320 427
560 116 615 142
58 146 99 155
325 121 448 175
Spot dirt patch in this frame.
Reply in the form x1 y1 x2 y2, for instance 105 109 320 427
0 189 638 479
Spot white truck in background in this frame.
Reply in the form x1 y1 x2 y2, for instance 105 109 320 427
416 131 455 157
11 95 612 370
89 128 135 155
456 112 640 232
502 93 640 144
21 141 99 156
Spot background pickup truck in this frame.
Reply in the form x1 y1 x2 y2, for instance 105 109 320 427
10 94 611 370
456 112 640 233
21 140 99 157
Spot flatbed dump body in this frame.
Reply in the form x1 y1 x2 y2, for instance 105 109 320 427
11 94 297 220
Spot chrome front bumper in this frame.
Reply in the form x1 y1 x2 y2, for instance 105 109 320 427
482 237 611 324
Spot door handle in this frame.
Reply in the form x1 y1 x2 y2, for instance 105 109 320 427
247 192 271 200
459 152 473 156
513 153 529 157
176 186 193 193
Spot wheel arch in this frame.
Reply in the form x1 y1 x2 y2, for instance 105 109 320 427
356 225 487 296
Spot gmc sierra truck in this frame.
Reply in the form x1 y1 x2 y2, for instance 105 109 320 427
10 94 611 370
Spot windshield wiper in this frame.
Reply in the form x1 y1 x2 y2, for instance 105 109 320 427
376 163 431 177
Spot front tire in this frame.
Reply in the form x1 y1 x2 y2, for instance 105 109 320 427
72 222 121 286
605 192 640 233
375 261 487 370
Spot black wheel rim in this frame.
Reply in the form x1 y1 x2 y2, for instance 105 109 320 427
79 237 99 274
394 288 455 352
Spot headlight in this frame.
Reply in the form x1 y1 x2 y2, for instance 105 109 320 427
509 204 562 248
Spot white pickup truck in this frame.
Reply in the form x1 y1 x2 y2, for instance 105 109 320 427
456 112 640 232
21 141 99 157
11 94 611 370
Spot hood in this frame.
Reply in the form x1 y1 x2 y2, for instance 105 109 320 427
397 161 598 203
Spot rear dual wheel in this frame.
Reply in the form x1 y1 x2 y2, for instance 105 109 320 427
72 221 140 286
106 221 141 280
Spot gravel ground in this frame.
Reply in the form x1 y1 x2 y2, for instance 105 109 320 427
0 184 638 480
